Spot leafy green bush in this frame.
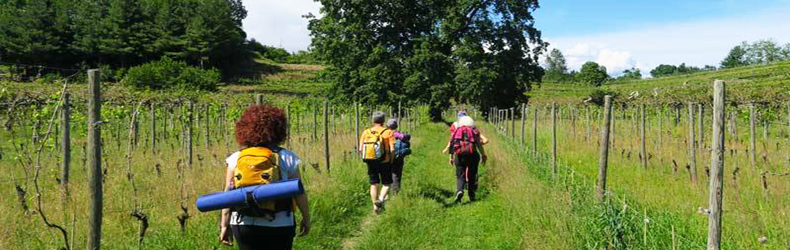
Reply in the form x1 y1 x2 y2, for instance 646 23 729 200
123 57 220 91
588 89 617 106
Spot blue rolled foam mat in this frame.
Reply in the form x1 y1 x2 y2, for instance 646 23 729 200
197 178 304 212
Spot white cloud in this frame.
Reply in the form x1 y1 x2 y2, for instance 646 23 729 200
547 42 636 75
546 6 790 77
241 0 322 53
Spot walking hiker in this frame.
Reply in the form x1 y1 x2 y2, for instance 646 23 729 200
387 119 412 194
359 111 396 214
220 105 311 250
443 116 487 203
450 111 488 144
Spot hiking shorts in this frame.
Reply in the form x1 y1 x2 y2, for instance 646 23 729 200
366 161 393 185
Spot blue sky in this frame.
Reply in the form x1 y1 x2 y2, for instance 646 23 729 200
242 0 790 76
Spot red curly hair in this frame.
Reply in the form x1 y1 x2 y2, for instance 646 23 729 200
235 105 288 147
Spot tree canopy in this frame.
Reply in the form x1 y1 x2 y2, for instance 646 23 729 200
543 48 570 82
577 61 608 86
308 0 546 120
0 0 251 80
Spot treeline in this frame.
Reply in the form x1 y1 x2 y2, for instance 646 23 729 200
248 40 322 65
721 39 790 68
0 0 252 79
543 39 790 84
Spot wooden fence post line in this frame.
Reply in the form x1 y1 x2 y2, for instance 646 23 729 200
749 103 757 167
355 103 360 157
707 80 726 250
255 94 264 105
61 93 71 195
697 103 705 149
586 105 591 141
87 69 103 250
520 104 526 147
150 102 156 153
641 104 647 168
597 95 613 202
533 106 538 157
188 101 194 167
313 105 318 141
611 105 616 150
510 107 516 138
205 104 210 147
324 101 330 173
689 102 698 184
552 102 557 177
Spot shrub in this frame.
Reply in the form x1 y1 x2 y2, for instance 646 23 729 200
588 89 617 106
123 57 220 91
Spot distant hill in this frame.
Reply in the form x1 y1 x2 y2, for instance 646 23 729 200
530 61 790 106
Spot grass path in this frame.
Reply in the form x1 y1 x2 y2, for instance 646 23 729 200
341 122 578 249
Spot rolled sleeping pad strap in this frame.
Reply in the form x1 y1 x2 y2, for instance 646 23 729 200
196 178 304 212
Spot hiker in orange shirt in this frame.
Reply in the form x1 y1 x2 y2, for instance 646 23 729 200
358 111 396 214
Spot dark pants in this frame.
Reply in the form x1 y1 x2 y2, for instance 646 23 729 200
455 153 480 198
366 161 393 185
232 225 295 250
391 157 405 193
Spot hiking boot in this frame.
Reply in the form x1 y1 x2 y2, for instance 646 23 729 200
454 191 464 203
468 193 476 202
374 200 384 214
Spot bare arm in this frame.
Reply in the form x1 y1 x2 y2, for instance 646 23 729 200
292 169 311 236
220 164 235 244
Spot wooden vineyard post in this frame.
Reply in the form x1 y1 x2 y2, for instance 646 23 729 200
707 80 726 250
697 103 705 149
150 102 156 153
659 106 664 146
187 101 194 167
324 101 330 174
552 102 557 177
597 95 613 202
641 104 647 169
533 106 538 157
397 101 402 125
87 69 103 250
510 107 516 138
313 105 318 141
286 105 292 148
255 94 264 105
61 93 71 196
611 105 616 151
586 105 591 141
520 104 526 147
749 103 757 167
205 104 210 147
688 102 697 184
355 103 360 157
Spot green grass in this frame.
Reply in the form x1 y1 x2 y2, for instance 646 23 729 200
349 122 577 249
531 61 790 105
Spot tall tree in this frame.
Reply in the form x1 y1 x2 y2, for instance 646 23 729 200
545 48 568 73
309 0 546 120
577 61 608 86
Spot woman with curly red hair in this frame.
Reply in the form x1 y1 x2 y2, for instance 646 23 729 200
219 105 310 250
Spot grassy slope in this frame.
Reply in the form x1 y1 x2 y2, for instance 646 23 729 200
530 61 790 105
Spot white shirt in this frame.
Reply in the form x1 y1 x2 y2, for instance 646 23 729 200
225 148 301 227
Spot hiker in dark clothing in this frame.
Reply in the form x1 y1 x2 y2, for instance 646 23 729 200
387 119 411 194
443 116 487 202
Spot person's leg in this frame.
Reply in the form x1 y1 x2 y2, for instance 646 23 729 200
378 162 393 202
454 155 467 202
391 158 403 194
367 162 382 211
467 154 481 201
